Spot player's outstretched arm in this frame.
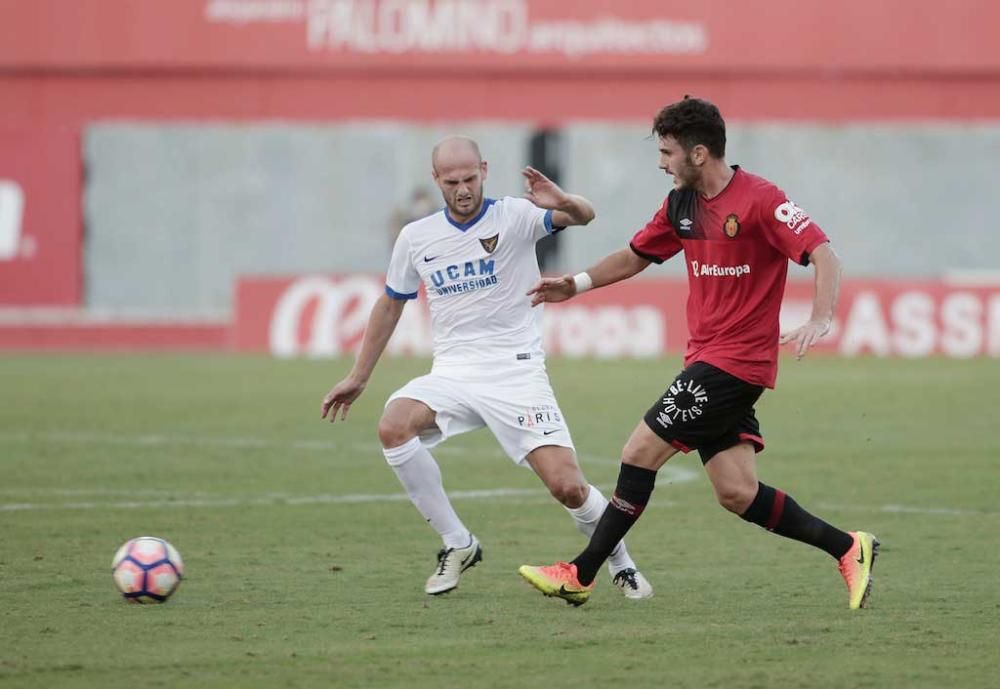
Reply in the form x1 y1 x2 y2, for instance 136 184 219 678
527 248 650 306
321 294 406 422
779 242 842 359
521 166 595 227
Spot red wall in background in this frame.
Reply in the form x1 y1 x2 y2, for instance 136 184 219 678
0 127 81 305
3 73 996 127
4 0 999 73
2 0 1000 128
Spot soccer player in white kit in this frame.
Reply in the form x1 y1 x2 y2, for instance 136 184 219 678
321 136 652 599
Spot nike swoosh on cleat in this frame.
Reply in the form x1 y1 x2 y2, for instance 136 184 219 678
558 585 583 596
856 544 865 565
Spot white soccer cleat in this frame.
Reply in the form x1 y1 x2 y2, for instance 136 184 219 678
425 535 483 595
612 568 654 600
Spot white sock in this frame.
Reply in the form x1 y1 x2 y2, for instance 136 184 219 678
383 437 471 549
565 484 637 575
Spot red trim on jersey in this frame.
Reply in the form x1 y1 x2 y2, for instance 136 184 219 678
739 433 765 453
766 490 787 530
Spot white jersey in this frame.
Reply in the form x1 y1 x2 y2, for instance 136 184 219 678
385 196 556 369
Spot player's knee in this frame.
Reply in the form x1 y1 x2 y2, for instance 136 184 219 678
620 443 646 467
377 417 416 449
715 484 755 514
548 479 588 508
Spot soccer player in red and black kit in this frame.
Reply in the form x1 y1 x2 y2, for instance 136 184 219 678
518 96 879 609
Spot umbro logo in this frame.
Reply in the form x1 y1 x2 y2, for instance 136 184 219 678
679 218 693 230
611 494 639 515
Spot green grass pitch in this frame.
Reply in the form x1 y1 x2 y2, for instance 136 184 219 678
1 354 998 688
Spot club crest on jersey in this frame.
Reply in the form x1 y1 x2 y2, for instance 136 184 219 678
479 234 499 254
723 214 740 238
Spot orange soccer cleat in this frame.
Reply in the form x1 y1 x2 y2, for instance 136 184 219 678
837 531 880 609
518 561 595 606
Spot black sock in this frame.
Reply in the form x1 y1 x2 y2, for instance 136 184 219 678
740 482 854 559
571 463 657 585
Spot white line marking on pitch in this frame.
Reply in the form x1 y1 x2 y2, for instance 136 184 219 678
0 487 561 512
0 430 339 452
0 430 700 501
817 502 998 517
3 431 989 518
2 429 684 468
0 488 988 517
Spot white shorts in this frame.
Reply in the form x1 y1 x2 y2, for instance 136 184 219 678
385 361 575 465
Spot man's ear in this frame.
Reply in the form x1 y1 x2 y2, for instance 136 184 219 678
692 145 708 166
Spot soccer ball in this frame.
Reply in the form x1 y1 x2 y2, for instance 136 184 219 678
111 536 184 603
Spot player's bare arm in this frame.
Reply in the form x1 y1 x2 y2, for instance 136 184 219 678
779 242 842 359
521 165 595 227
321 294 406 422
527 247 651 307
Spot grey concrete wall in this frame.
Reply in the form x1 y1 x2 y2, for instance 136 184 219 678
84 123 534 314
560 123 1000 279
84 122 1000 314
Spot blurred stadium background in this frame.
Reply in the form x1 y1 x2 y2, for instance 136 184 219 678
2 2 999 688
2 0 999 355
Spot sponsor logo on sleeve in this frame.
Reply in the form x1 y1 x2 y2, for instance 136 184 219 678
774 201 812 235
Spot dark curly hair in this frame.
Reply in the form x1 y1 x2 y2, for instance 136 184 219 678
652 96 726 158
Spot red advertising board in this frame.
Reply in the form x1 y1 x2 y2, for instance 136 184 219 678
1 0 998 74
235 275 1000 359
0 127 81 306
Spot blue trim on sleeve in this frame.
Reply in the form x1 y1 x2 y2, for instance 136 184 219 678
385 285 418 300
444 198 495 231
543 209 554 234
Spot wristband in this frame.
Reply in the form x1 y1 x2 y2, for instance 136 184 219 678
572 272 593 294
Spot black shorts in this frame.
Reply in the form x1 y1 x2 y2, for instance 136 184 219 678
642 361 765 464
